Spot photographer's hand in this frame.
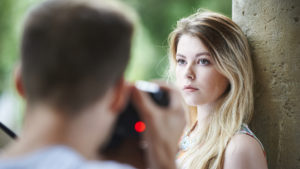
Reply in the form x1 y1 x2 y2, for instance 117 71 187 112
132 83 186 169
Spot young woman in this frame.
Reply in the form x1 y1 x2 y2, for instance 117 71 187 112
168 11 268 169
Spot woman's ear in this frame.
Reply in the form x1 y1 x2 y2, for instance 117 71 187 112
14 64 25 98
109 77 131 114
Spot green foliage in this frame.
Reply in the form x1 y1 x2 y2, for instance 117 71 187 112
0 0 14 94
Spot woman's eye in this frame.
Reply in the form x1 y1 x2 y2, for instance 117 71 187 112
197 58 210 65
177 59 186 65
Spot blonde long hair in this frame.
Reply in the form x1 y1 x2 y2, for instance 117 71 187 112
168 11 254 169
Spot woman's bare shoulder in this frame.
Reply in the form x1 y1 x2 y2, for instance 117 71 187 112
223 134 268 169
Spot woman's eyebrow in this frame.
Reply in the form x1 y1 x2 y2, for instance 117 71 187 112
195 52 210 57
176 53 186 58
176 52 210 58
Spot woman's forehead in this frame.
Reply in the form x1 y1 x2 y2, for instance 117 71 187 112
176 34 209 57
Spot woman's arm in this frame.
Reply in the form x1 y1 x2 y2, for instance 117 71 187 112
223 134 268 169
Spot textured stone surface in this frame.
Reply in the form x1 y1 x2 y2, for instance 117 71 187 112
232 0 300 168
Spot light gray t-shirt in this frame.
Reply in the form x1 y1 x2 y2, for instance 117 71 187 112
0 146 135 169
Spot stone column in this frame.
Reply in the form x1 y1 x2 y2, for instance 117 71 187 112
232 0 300 168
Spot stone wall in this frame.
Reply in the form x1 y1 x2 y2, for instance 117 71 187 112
232 0 300 168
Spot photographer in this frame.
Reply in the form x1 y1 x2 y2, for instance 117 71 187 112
0 0 186 168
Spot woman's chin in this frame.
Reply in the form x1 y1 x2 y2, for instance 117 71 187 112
184 98 201 107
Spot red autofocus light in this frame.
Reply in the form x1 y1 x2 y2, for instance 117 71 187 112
134 121 146 133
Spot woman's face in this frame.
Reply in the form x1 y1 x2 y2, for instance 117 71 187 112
175 34 229 106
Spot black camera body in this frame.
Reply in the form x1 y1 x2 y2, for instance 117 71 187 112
101 81 169 153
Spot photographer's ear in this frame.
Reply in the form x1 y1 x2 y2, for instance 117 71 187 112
14 63 25 98
109 77 131 114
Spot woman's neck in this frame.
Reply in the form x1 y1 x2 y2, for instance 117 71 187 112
196 103 214 129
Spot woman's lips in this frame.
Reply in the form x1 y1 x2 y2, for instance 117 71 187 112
183 85 199 92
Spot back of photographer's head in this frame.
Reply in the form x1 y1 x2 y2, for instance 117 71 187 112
20 0 134 114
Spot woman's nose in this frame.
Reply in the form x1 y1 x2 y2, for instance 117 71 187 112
185 64 195 80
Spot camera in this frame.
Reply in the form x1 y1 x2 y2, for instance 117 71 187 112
101 81 169 153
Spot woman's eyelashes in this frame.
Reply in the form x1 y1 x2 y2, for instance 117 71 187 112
176 58 211 66
177 58 187 65
197 58 211 65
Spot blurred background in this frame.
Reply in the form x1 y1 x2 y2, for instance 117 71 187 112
0 0 231 134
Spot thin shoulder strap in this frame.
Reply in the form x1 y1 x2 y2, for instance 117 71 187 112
238 123 266 157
